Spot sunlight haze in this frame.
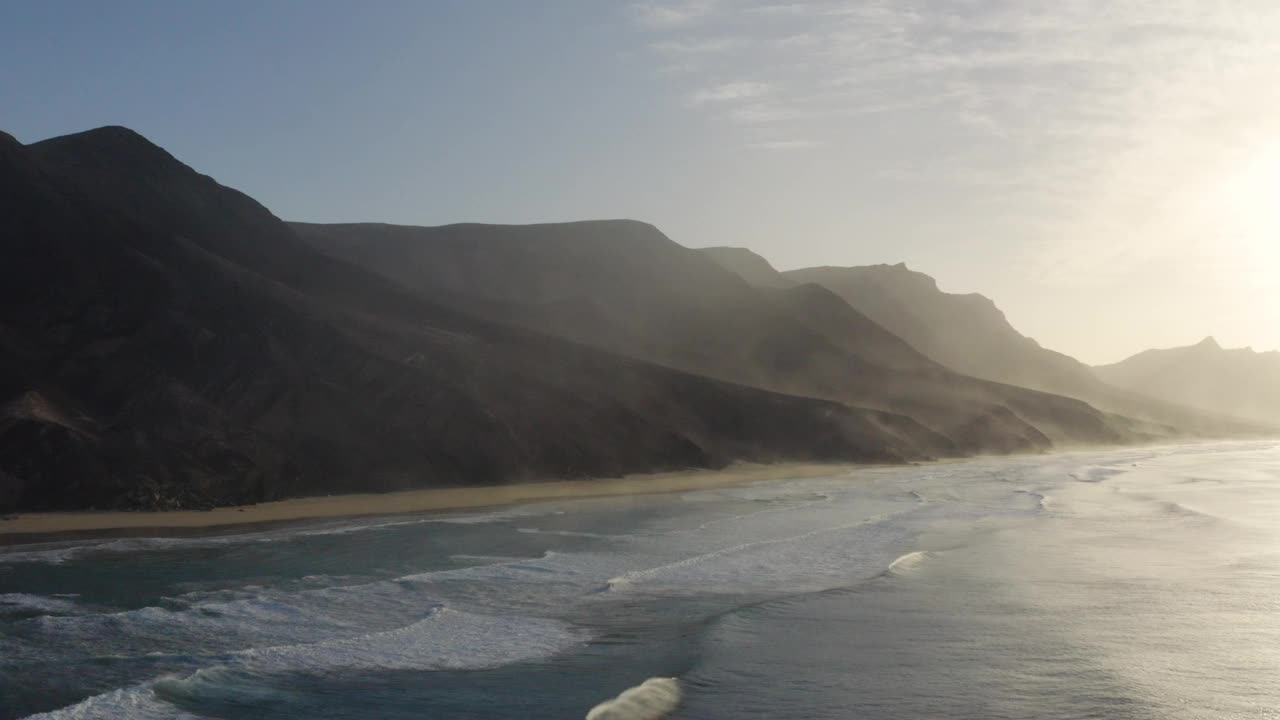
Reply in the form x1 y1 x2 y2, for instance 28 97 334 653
7 4 1280 719
4 0 1277 363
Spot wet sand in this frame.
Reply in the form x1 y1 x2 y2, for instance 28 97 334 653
0 462 858 538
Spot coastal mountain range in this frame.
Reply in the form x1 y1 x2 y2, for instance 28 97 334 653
1095 337 1280 426
701 248 1265 436
291 221 1132 452
0 126 1272 512
0 126 954 512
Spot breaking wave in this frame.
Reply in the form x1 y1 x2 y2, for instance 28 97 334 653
24 607 581 719
598 508 924 596
0 593 83 617
886 550 930 575
586 677 682 720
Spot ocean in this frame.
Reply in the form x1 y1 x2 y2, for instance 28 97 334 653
2 441 1279 719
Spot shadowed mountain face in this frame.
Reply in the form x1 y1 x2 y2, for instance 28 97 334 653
784 263 1105 395
1095 338 1280 426
295 222 1140 453
0 127 964 512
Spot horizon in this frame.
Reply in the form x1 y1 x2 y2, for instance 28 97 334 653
4 1 1277 364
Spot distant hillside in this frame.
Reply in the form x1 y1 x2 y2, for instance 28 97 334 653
700 250 1112 401
779 263 1268 437
1095 338 1280 426
0 126 958 512
296 221 1142 452
786 263 1105 390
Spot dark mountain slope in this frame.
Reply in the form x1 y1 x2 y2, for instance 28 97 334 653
293 220 937 377
0 127 955 511
785 263 1270 437
294 222 1136 450
1095 338 1280 426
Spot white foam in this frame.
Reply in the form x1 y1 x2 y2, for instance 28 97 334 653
1066 464 1132 484
25 607 582 720
0 542 99 565
886 550 930 574
1014 489 1052 512
20 547 596 668
0 593 83 616
671 491 838 537
586 677 682 720
21 683 205 720
600 510 921 596
516 527 619 539
0 532 283 565
24 582 391 660
430 505 561 525
449 553 539 564
239 606 579 672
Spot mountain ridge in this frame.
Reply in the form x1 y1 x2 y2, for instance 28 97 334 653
700 248 1270 437
0 126 960 512
6 125 1262 514
1095 339 1280 425
293 221 1141 452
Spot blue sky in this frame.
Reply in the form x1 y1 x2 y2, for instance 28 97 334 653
4 1 1278 363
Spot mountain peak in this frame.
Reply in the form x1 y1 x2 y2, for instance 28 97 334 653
1096 335 1280 426
38 124 157 148
870 262 939 291
78 124 147 139
30 125 182 174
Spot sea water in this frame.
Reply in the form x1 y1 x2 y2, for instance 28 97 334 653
2 441 1279 719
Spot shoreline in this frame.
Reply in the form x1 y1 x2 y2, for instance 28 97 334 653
0 462 862 542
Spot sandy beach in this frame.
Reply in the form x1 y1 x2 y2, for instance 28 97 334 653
0 462 858 539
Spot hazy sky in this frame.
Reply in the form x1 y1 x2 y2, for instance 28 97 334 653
4 1 1277 364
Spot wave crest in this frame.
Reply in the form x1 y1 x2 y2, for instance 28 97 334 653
586 677 682 720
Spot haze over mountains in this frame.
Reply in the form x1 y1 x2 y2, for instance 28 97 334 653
700 248 1266 437
0 127 959 512
1096 338 1280 426
0 126 1271 512
293 221 1134 452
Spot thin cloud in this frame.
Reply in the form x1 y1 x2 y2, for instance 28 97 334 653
629 0 1280 286
628 1 720 29
651 37 745 55
748 139 822 150
689 81 771 104
728 102 812 124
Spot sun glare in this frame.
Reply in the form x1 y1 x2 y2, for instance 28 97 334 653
1205 142 1280 287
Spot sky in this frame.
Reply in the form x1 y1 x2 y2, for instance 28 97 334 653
3 0 1277 364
